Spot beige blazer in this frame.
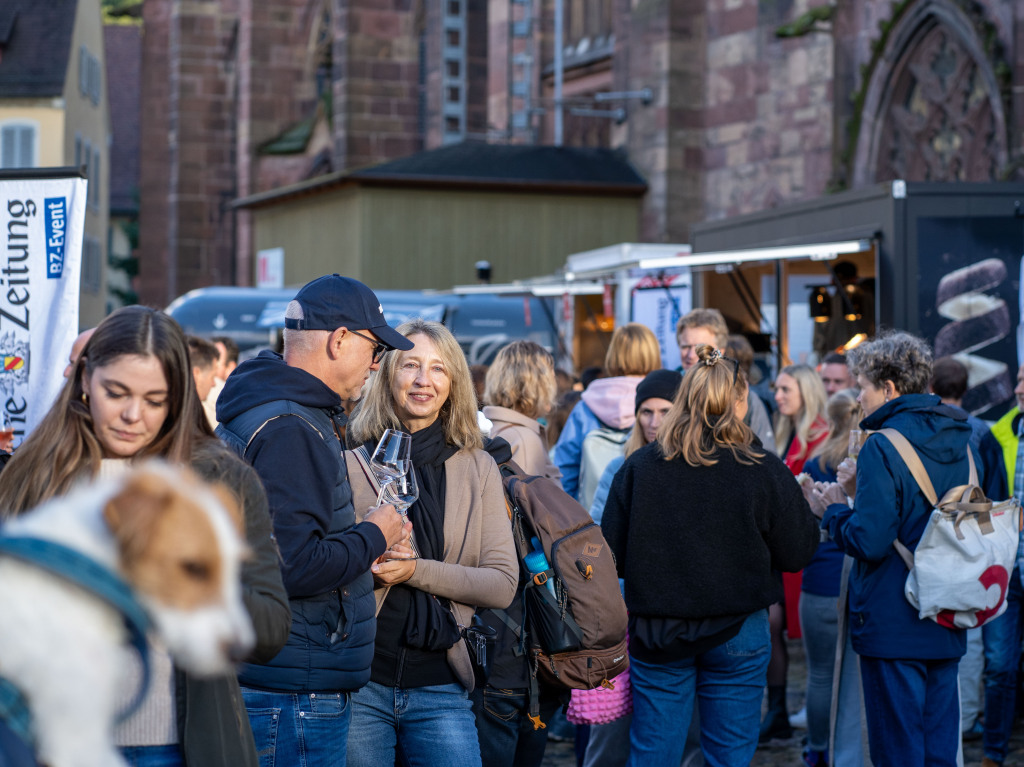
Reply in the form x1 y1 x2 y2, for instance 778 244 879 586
483 406 561 481
347 446 517 691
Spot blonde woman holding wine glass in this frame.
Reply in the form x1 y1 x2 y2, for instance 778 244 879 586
345 319 517 767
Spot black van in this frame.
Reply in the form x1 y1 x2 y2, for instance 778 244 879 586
166 286 561 365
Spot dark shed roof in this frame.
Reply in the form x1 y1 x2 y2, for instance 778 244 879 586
350 142 647 186
235 141 647 209
0 1 78 98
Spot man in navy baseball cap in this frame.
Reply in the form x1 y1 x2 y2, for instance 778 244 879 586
215 274 412 766
285 273 414 354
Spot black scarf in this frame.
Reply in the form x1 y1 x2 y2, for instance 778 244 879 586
366 420 460 651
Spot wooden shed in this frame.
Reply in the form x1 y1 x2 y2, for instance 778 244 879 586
232 142 646 290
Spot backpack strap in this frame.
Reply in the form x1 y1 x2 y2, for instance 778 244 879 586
351 445 381 493
877 429 939 506
879 428 991 565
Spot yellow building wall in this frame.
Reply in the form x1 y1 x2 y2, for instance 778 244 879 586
65 0 111 327
0 105 65 166
359 187 641 289
251 187 363 284
250 185 641 290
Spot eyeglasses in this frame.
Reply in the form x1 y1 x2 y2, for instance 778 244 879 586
348 329 389 363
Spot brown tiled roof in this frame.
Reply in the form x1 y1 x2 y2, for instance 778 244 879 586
104 24 141 214
0 1 78 98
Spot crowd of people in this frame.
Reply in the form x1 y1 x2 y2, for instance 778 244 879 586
3 272 1024 767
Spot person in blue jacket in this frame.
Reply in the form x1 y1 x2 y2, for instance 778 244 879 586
814 331 980 767
217 275 410 767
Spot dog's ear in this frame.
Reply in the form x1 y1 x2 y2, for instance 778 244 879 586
103 470 176 570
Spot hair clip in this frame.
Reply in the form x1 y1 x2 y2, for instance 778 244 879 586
703 348 722 366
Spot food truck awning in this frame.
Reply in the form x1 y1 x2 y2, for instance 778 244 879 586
448 281 606 296
564 240 870 279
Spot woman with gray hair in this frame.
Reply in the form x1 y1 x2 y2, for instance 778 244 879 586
813 331 979 767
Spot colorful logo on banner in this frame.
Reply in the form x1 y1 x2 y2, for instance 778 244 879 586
44 197 67 278
0 333 29 395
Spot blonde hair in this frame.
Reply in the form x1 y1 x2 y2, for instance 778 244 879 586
658 345 763 466
604 323 661 378
810 389 861 473
483 341 556 419
774 364 828 461
348 319 483 451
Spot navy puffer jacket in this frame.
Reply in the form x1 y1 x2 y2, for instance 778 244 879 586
823 394 977 660
217 351 387 692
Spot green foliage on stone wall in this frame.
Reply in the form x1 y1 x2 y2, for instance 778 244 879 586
775 5 834 38
102 0 142 25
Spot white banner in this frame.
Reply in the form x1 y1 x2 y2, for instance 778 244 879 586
0 176 85 446
631 271 692 371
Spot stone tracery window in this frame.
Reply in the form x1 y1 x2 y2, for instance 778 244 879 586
874 22 1000 182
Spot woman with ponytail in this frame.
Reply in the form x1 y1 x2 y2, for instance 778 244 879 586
601 345 819 767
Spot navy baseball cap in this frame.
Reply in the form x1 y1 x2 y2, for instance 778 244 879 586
284 274 414 351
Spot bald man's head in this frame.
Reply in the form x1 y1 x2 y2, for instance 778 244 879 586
63 328 96 379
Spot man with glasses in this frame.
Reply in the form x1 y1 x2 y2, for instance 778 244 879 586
675 308 775 453
217 274 413 767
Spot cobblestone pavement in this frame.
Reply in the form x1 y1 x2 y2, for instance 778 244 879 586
540 638 1024 766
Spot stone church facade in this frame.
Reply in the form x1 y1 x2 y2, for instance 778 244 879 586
136 0 1024 304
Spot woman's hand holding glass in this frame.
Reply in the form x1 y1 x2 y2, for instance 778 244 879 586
371 538 418 585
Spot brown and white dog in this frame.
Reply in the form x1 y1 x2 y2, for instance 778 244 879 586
0 462 254 767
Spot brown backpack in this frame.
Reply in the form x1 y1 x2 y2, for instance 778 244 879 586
495 461 629 691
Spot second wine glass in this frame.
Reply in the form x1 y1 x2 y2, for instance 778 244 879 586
385 469 419 519
370 429 411 505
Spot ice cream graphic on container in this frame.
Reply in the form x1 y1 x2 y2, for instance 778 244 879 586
934 257 1014 414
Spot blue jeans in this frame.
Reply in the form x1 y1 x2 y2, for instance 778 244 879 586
800 592 838 753
348 681 481 767
119 746 184 767
627 610 770 767
860 656 960 767
470 686 560 767
581 714 631 767
982 566 1024 763
241 687 350 767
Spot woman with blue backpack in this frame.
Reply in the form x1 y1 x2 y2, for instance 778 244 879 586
551 323 661 510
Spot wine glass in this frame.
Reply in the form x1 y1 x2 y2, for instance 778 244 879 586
370 429 411 505
385 469 419 520
848 429 866 461
0 411 12 454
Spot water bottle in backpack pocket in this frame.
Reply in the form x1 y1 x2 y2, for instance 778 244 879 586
523 536 583 654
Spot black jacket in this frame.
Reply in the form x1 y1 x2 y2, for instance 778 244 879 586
177 442 291 766
217 351 387 693
601 440 818 619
